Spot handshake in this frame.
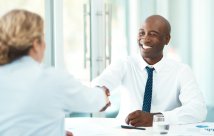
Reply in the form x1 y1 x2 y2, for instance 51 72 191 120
99 86 111 112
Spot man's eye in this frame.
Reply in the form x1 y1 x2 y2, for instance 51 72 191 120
139 32 145 36
149 33 158 37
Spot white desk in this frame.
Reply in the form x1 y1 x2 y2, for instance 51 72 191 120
65 117 214 136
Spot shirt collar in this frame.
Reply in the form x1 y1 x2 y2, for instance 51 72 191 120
152 57 166 73
136 53 166 73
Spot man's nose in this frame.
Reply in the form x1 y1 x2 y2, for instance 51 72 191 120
142 34 150 42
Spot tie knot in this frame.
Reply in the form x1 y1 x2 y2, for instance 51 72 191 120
145 66 154 74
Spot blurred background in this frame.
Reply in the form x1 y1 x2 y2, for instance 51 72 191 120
1 0 213 121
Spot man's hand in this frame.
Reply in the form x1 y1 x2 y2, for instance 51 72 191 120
99 101 111 112
102 86 110 96
125 110 153 127
99 86 111 112
66 131 73 136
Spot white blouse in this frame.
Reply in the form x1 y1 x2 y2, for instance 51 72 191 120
92 54 207 125
0 56 106 136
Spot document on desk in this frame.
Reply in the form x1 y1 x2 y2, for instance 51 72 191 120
168 122 214 136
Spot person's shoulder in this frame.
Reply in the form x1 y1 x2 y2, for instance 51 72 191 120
165 58 192 71
112 55 141 69
105 56 136 73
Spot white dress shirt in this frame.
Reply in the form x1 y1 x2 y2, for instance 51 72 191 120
0 56 106 136
92 54 207 125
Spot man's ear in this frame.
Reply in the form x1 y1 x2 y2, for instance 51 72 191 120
165 34 171 45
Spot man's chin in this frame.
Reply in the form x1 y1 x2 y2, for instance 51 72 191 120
141 53 153 59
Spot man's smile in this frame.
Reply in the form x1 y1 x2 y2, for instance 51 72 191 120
139 39 152 50
143 45 152 49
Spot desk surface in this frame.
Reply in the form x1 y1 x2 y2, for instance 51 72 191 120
65 117 214 136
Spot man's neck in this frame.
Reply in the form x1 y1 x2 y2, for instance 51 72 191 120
143 56 163 65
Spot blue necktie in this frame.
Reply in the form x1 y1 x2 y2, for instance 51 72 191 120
142 66 154 112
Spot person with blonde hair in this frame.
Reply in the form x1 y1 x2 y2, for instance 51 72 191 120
0 9 110 136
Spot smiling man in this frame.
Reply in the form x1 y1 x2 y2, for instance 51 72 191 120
138 15 170 65
92 15 207 127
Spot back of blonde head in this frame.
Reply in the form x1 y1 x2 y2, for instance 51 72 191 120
0 9 43 65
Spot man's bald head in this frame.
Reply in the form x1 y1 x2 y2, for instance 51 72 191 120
138 15 171 65
145 15 171 35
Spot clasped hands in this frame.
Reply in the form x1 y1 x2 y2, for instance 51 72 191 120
99 86 111 112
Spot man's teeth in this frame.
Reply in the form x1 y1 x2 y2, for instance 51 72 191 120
139 40 152 49
143 45 152 49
